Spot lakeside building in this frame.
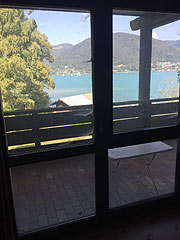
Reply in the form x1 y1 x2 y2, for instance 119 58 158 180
50 93 93 107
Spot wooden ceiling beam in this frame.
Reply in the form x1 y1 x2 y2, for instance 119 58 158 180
130 13 180 30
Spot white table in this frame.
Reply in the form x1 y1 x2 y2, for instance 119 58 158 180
108 141 173 194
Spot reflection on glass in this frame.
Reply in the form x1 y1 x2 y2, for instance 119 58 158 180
113 11 180 133
0 8 93 153
11 154 95 235
109 139 176 208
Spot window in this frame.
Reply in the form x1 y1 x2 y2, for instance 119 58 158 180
1 8 93 153
113 11 180 133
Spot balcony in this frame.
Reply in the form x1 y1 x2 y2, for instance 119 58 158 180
7 98 178 234
11 139 176 234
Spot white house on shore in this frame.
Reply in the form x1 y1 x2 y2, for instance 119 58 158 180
50 93 93 107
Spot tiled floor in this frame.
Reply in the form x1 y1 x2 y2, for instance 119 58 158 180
10 140 177 235
11 154 95 234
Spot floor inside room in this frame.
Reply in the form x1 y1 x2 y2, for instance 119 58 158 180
59 205 180 240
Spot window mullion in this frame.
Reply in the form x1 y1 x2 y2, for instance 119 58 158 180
91 7 113 218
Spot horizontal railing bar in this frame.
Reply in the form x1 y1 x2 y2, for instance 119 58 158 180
4 104 93 115
113 100 140 106
113 97 179 106
150 102 178 115
38 123 92 142
8 138 92 155
7 131 34 146
113 105 141 118
150 97 179 103
5 115 33 131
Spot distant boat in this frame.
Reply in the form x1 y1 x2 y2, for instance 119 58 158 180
77 72 81 76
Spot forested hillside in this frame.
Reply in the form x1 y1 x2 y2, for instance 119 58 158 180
49 32 180 74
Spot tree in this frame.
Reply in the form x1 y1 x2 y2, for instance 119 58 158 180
0 9 55 111
158 77 179 98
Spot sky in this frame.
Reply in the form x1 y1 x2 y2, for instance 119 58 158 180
28 10 180 45
29 10 91 45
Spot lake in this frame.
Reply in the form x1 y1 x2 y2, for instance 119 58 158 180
46 71 179 103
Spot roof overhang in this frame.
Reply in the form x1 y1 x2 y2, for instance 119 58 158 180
130 13 180 30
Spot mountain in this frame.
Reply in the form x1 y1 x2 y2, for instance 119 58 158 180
50 39 91 73
165 40 180 48
52 43 73 50
49 32 180 74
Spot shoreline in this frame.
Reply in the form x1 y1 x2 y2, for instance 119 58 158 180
52 69 178 76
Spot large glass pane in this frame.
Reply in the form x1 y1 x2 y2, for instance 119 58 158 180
109 139 177 209
0 8 92 153
113 10 180 133
11 154 95 235
113 11 140 133
150 20 180 127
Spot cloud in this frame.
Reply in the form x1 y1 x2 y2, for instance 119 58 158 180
152 32 158 39
81 13 90 22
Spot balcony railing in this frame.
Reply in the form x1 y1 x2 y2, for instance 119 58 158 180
4 97 179 153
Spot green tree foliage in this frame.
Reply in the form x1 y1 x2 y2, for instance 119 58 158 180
0 9 55 111
159 77 179 98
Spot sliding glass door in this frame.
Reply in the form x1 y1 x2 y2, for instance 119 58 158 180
0 6 179 239
109 10 180 209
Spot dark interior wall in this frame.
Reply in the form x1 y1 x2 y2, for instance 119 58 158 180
0 0 180 14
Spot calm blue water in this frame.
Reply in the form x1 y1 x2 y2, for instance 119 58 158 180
46 71 178 103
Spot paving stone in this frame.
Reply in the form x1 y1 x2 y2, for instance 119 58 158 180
82 186 91 195
49 184 58 193
19 210 28 220
74 206 84 217
84 208 95 216
17 218 30 232
48 217 58 225
57 210 67 223
29 221 39 231
64 182 72 189
61 195 69 203
75 190 86 200
28 211 37 223
37 214 48 228
70 197 80 207
54 201 64 211
46 173 53 179
67 189 76 198
67 212 78 221
51 192 60 201
46 207 57 219
36 204 46 215
35 197 44 205
44 199 54 208
63 203 75 214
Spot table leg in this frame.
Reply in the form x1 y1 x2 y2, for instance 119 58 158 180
109 158 121 183
137 153 159 195
147 165 159 195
